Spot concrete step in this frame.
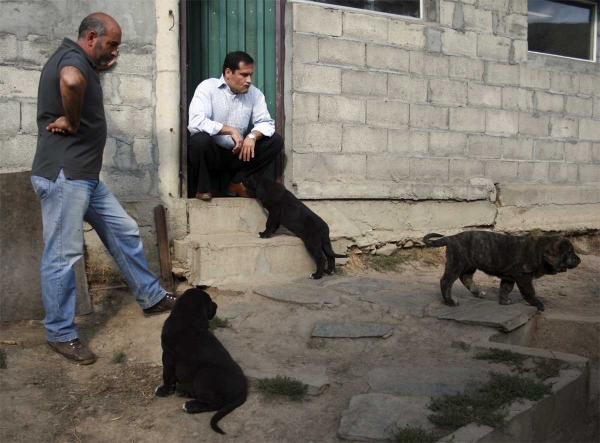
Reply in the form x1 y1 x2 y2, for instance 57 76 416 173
188 198 267 235
173 233 316 287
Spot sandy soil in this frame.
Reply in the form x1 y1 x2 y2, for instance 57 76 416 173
1 246 598 443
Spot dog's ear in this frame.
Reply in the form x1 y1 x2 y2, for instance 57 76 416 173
542 239 569 273
207 300 217 320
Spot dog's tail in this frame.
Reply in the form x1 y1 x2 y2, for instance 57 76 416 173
423 233 447 247
210 394 247 435
323 241 348 258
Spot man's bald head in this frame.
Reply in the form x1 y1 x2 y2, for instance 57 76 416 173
78 13 121 40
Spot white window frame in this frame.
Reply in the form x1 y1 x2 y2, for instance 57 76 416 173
293 0 424 21
528 0 598 63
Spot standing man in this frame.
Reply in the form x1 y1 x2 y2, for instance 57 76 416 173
30 13 177 365
187 51 284 200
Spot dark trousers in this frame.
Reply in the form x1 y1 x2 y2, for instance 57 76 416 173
187 132 284 194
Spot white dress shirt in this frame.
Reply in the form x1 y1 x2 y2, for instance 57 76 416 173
188 76 275 149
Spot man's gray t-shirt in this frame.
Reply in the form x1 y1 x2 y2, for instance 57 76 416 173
31 38 107 180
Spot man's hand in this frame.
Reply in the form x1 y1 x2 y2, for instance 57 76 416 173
47 116 77 134
229 128 244 154
237 137 256 162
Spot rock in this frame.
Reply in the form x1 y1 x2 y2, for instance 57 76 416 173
312 322 393 338
375 244 397 256
171 267 186 278
403 240 414 248
254 283 341 307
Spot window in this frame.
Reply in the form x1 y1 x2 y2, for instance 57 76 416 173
528 0 597 61
308 0 421 19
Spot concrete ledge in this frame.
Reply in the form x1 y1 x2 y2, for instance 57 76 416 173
495 203 600 232
498 184 600 207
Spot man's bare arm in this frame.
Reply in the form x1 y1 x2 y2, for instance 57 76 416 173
47 66 87 134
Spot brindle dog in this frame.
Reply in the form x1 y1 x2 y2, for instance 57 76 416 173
423 231 581 311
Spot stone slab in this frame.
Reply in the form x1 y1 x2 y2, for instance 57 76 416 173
254 283 341 307
216 302 261 321
327 277 401 295
367 367 490 397
338 394 433 441
312 322 393 338
426 298 538 331
0 171 91 321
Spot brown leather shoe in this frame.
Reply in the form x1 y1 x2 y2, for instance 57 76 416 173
46 339 97 365
227 182 255 198
143 293 178 317
195 191 212 201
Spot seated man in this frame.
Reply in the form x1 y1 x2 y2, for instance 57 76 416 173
187 51 284 200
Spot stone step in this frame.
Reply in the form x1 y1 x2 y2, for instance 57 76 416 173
173 233 316 287
188 197 267 235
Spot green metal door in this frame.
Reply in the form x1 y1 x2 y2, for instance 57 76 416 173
186 0 278 196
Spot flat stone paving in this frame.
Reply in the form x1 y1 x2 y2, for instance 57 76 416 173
312 322 393 338
254 283 342 307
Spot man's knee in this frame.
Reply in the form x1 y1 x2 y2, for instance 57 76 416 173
268 132 284 154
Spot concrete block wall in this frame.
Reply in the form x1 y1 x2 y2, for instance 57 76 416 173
288 0 600 200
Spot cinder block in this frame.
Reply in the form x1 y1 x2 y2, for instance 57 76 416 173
550 117 578 139
343 12 388 43
564 96 593 118
342 70 386 96
518 162 549 183
102 138 117 168
520 66 551 90
388 74 428 103
426 27 442 53
519 113 549 137
430 132 467 157
0 101 20 134
100 74 118 105
595 98 600 119
410 104 448 130
440 0 455 27
579 164 600 183
320 95 365 124
0 66 40 98
430 79 468 106
548 163 578 183
293 153 366 181
477 35 511 61
564 141 592 163
293 3 342 36
468 134 502 158
486 109 519 135
579 118 600 141
449 57 484 81
511 39 528 64
497 13 528 39
550 71 579 94
0 134 37 169
511 0 528 14
487 63 519 86
293 122 342 153
441 29 477 57
535 140 564 161
293 34 319 64
502 87 533 112
450 159 485 180
592 143 600 163
105 105 154 138
366 155 409 180
449 107 486 133
580 75 600 96
536 91 564 114
388 21 426 49
502 137 533 160
293 63 341 94
463 4 493 32
293 93 319 122
409 157 449 180
0 33 17 63
409 52 449 77
20 102 38 134
21 36 60 67
485 160 518 182
99 170 153 197
319 38 365 67
366 44 409 72
479 0 510 10
118 75 153 107
468 83 502 108
343 126 388 153
114 52 154 75
388 128 429 156
366 100 409 127
133 138 154 166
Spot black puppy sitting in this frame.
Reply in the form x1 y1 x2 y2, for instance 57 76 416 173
245 174 347 279
155 288 247 434
423 231 581 311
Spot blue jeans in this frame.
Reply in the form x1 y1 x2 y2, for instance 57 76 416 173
31 170 166 342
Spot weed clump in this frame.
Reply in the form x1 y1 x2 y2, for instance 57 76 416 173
0 349 6 369
475 348 527 373
209 316 229 331
258 375 308 402
394 425 435 442
112 350 126 364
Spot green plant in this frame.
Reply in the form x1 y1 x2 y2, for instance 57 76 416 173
258 375 308 401
475 348 528 373
209 316 229 331
0 349 6 369
394 425 435 443
112 350 126 364
533 358 566 380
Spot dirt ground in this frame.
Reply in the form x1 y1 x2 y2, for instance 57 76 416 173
1 239 598 443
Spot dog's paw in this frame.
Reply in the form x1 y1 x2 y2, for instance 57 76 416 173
182 403 188 412
258 231 270 239
155 385 174 397
444 299 459 307
536 302 545 311
310 273 323 280
323 269 334 276
499 298 513 305
474 291 487 299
